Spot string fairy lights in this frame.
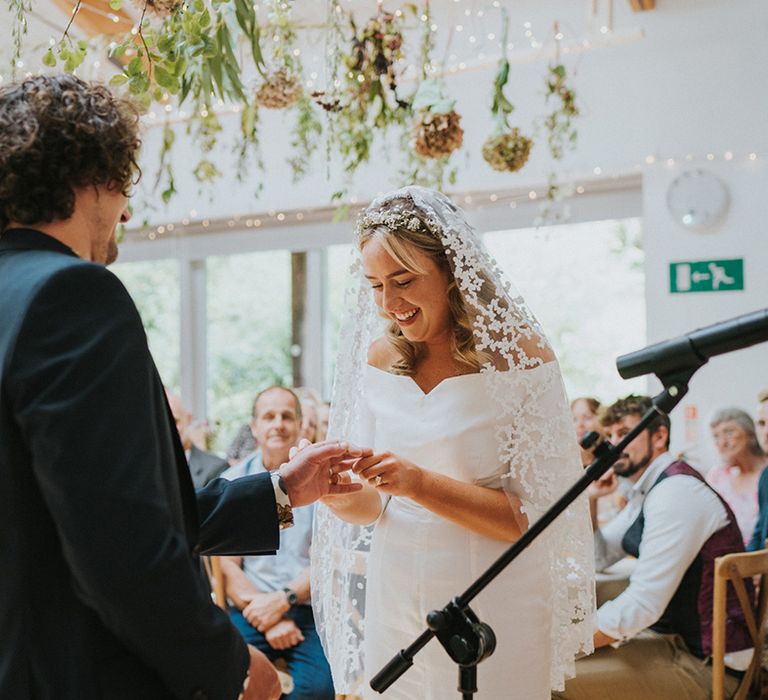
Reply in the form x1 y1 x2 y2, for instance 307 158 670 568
8 1 756 241
125 148 763 242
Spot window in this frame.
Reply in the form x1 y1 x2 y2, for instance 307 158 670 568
206 250 292 451
323 243 354 398
484 218 646 403
111 259 180 390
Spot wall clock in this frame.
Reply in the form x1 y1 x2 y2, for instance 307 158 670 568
665 168 729 230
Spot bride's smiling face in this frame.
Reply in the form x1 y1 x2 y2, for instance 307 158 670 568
361 236 453 345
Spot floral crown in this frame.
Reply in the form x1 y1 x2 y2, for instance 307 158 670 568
356 206 424 236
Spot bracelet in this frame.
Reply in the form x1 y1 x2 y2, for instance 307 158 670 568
270 471 294 529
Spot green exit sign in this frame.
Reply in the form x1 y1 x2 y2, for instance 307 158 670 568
670 259 744 293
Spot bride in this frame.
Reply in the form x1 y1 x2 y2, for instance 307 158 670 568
312 186 594 699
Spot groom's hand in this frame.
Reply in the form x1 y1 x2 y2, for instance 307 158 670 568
278 440 369 508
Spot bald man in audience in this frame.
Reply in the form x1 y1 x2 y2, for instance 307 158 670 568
220 386 335 699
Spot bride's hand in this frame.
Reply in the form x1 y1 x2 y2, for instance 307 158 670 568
352 451 424 498
319 470 353 504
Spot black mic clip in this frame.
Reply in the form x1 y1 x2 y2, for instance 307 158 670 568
426 599 496 668
579 431 601 451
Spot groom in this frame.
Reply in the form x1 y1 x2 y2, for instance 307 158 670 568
0 73 364 700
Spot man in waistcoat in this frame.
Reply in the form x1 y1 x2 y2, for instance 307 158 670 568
554 395 751 699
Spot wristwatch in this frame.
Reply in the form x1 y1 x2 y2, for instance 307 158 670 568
282 587 298 607
270 471 294 529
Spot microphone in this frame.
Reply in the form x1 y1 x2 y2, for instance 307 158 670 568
616 308 768 380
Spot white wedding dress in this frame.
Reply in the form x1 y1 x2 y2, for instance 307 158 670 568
361 364 554 700
313 187 594 698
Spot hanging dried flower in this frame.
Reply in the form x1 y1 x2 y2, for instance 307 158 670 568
132 0 182 19
255 69 302 109
413 110 464 159
410 79 463 159
482 8 533 173
482 129 532 172
347 10 406 101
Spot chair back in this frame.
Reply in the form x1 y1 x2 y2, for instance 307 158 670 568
712 548 768 700
203 556 227 610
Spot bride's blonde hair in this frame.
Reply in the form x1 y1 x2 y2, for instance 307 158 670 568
357 196 495 376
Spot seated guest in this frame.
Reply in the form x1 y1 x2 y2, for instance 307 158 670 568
554 395 752 699
220 386 334 700
746 390 768 551
571 396 602 466
707 407 766 545
226 421 258 465
294 387 323 444
572 396 625 525
757 389 768 455
166 388 228 488
299 401 318 444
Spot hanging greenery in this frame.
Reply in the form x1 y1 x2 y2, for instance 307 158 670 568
536 23 580 222
133 0 182 18
5 1 593 214
481 8 532 173
289 93 323 182
9 0 32 78
317 4 414 181
255 0 301 109
543 62 579 160
396 1 457 192
249 1 323 183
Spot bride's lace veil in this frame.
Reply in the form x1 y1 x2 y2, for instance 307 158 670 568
311 185 594 694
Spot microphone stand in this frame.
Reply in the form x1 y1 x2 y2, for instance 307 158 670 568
370 369 695 698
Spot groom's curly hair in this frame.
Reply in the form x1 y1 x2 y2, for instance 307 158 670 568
0 73 141 233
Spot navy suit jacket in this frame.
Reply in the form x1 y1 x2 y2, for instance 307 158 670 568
0 229 279 699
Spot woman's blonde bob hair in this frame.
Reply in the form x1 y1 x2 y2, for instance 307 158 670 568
357 197 496 375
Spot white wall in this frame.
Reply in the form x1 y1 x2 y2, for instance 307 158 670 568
643 159 768 469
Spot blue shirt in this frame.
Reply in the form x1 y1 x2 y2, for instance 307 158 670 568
220 451 314 595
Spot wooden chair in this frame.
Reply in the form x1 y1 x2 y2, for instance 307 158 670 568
712 548 768 700
204 555 227 609
203 556 296 695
